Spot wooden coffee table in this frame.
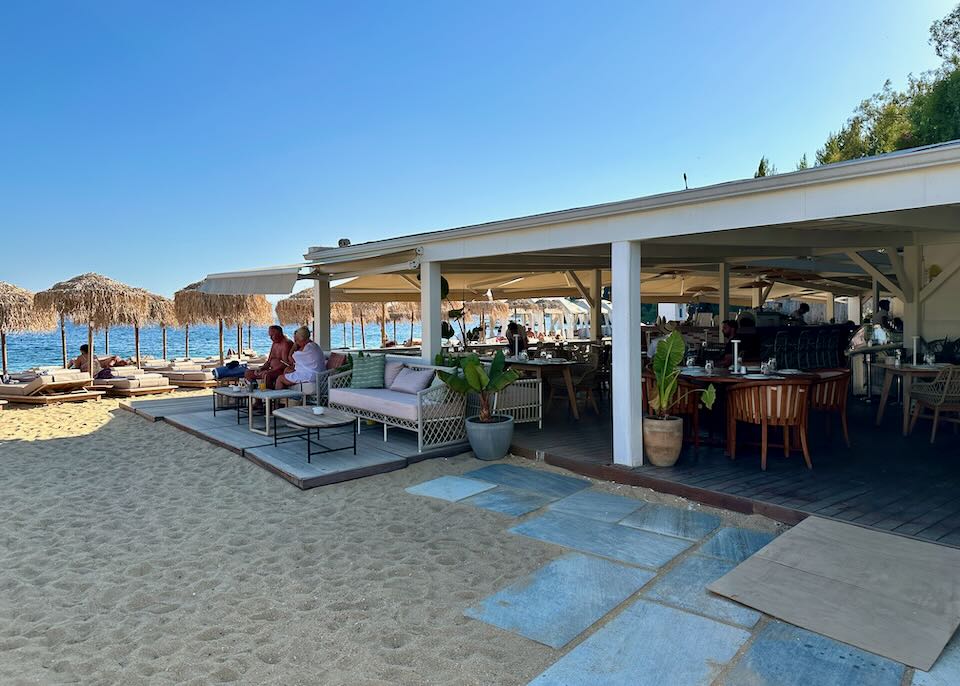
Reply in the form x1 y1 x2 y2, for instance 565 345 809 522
271 406 357 462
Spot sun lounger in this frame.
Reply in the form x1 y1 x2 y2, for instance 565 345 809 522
92 369 178 397
0 369 105 404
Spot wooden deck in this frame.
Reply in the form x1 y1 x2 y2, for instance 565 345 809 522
121 395 469 489
512 398 960 547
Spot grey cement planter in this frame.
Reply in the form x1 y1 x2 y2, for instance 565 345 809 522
465 415 515 461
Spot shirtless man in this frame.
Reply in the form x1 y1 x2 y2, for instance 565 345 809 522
244 325 293 389
68 344 102 375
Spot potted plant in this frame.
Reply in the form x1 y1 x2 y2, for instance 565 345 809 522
646 330 717 466
436 350 520 460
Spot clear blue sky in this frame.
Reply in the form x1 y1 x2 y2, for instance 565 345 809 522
1 1 954 296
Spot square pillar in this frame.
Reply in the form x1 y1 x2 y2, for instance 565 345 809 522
312 277 331 350
825 293 836 323
590 268 603 341
902 245 922 340
612 240 644 466
719 263 730 342
420 261 442 362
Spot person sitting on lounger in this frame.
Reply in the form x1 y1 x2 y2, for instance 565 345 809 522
243 325 293 388
275 326 325 390
69 344 102 375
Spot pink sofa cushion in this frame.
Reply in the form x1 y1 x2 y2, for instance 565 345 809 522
327 352 348 370
384 361 405 388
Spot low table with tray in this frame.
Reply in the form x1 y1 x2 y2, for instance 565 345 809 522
270 405 357 463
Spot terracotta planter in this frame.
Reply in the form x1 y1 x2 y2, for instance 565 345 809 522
643 415 684 466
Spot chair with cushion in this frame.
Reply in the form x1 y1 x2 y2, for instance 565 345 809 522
809 369 851 447
909 365 960 443
726 378 812 470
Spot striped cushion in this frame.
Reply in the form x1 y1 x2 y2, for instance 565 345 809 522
350 354 386 389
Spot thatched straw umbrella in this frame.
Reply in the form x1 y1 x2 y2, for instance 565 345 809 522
0 282 57 374
174 281 272 363
330 302 353 347
464 300 510 340
276 289 314 328
241 296 274 355
36 273 149 373
352 303 383 349
131 291 179 365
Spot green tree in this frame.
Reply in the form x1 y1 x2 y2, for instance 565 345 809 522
815 81 912 164
930 4 960 63
908 68 960 145
754 156 777 177
796 154 809 170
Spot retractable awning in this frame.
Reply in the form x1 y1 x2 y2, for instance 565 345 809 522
199 264 311 295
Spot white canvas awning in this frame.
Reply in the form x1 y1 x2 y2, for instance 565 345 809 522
199 264 311 295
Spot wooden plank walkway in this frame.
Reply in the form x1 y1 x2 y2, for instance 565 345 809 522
121 395 469 489
511 400 960 547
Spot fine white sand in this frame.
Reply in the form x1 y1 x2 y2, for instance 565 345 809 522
0 395 778 684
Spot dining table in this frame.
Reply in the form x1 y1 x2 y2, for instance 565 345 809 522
874 362 948 436
504 357 581 420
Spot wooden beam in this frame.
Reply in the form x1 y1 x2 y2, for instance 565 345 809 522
760 282 775 303
920 254 960 303
566 270 594 308
845 251 904 300
885 247 912 302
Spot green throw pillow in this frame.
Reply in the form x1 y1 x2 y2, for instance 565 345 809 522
350 353 385 388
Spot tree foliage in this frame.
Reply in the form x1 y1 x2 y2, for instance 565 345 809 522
754 156 777 177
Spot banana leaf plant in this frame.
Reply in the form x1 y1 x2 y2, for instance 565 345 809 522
435 350 519 422
649 330 717 419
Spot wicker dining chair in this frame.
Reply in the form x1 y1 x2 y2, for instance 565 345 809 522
726 378 812 470
642 370 702 448
908 365 960 443
809 369 852 447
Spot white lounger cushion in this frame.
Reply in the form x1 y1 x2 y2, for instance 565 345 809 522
94 374 169 389
0 378 45 396
329 388 420 422
167 371 214 381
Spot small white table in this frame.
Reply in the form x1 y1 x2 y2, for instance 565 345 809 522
247 389 306 436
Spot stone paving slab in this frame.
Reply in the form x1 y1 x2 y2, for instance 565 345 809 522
465 553 654 649
510 511 691 569
644 554 761 628
463 464 590 500
721 621 906 686
405 476 496 502
914 630 960 685
548 489 644 523
619 504 721 541
462 486 554 517
699 526 776 563
528 599 750 685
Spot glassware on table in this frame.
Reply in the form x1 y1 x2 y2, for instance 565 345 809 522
924 352 935 366
545 352 553 360
258 378 267 391
704 360 714 374
686 356 696 367
760 361 769 375
767 357 777 372
894 349 902 368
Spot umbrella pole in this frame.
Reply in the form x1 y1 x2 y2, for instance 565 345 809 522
380 303 387 346
60 315 67 367
218 318 224 365
393 320 397 342
87 325 94 378
162 326 167 360
135 326 141 368
104 327 109 354
342 322 347 347
1 331 7 376
237 324 242 356
185 324 189 359
359 312 366 349
350 320 355 348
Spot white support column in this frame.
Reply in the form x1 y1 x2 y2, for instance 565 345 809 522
825 292 835 323
719 263 730 342
420 261 442 362
612 240 644 467
847 296 863 325
312 277 331 350
590 269 603 341
871 279 880 317
902 245 922 340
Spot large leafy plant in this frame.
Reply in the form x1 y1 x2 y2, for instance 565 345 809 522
649 330 716 419
435 350 519 422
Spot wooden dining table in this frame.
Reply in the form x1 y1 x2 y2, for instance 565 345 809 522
504 357 581 420
874 362 946 436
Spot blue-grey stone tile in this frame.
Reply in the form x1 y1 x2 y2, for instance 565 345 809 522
465 553 654 648
644 554 761 628
463 464 589 499
699 527 776 563
723 621 905 686
548 489 644 523
462 486 553 517
405 475 495 502
914 630 960 686
510 511 691 569
528 599 750 685
620 504 721 541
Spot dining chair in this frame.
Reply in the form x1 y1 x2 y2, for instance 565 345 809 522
809 370 851 447
909 365 960 443
726 378 812 470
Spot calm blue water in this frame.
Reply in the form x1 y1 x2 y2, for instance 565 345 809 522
6 321 429 371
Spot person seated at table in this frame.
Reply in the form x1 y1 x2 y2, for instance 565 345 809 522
505 321 528 355
275 326 326 390
792 303 810 324
243 325 293 389
69 344 102 375
876 299 892 328
720 320 739 368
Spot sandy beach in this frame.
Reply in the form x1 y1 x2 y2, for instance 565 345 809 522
0 395 777 685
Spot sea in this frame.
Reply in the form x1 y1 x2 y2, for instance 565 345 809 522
6 321 428 372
